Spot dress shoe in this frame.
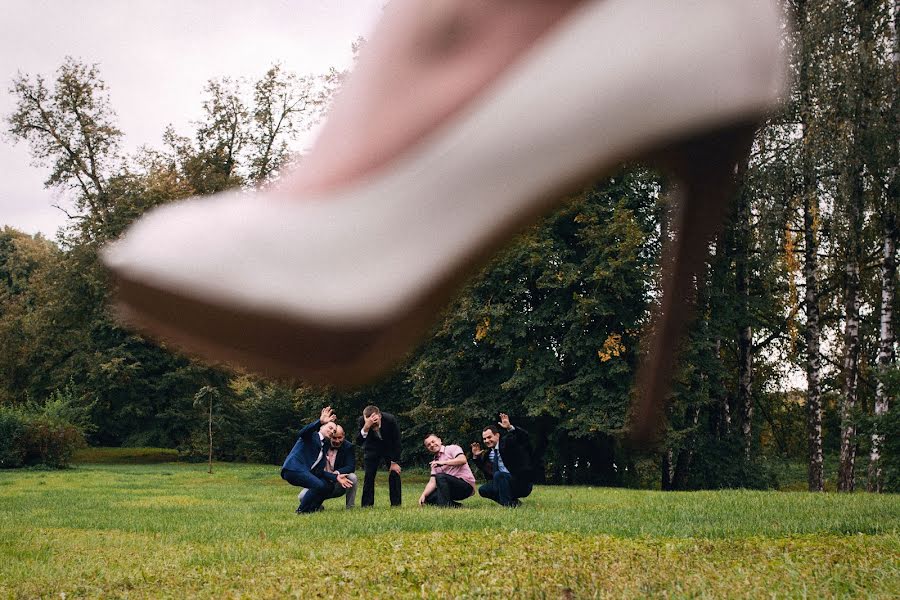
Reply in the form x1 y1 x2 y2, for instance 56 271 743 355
103 0 788 402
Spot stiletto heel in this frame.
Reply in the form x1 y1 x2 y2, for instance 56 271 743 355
102 0 788 386
629 123 758 444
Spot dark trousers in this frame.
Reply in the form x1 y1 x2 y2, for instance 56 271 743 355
361 454 401 507
424 473 474 507
281 468 329 512
478 471 532 507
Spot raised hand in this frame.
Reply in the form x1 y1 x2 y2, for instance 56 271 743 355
320 406 336 424
498 413 511 429
470 442 483 457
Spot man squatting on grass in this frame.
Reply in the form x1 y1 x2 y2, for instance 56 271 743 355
471 413 534 507
281 406 357 513
297 424 358 510
418 434 476 507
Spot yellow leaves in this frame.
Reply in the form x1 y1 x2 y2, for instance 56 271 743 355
598 333 626 363
474 316 490 341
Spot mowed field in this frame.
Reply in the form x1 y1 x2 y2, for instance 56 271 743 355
1 456 898 598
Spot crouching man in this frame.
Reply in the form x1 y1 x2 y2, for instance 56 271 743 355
472 413 533 507
418 433 476 508
298 425 358 509
281 406 338 513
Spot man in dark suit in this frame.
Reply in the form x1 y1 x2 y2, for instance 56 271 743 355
356 405 402 506
281 406 337 513
472 412 533 507
298 424 358 509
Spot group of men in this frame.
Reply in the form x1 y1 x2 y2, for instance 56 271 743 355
280 405 534 513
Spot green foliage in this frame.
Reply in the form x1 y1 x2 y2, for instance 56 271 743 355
0 399 85 469
20 416 84 468
7 57 122 211
228 379 304 464
877 367 900 492
684 435 778 490
42 379 96 435
404 171 662 484
0 406 28 468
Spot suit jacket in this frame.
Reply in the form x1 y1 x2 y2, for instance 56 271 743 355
474 426 533 482
356 411 402 463
281 419 327 473
320 440 356 483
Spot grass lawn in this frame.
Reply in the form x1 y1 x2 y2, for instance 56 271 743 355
1 458 898 598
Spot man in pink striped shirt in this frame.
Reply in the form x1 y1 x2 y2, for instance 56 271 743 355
418 434 476 507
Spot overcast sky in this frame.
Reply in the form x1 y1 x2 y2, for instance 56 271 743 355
0 0 385 238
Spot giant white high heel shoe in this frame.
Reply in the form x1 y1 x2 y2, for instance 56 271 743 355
103 0 788 411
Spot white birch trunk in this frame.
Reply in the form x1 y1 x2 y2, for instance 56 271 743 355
803 175 824 492
796 0 824 491
735 160 753 458
869 225 896 492
838 260 861 492
868 0 899 492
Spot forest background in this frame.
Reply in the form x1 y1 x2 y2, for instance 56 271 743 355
1 0 898 493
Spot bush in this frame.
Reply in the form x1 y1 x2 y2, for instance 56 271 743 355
23 416 85 468
875 366 900 492
879 400 900 492
0 406 28 468
686 435 778 490
0 384 87 469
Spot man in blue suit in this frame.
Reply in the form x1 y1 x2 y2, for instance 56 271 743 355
281 406 338 513
298 424 358 509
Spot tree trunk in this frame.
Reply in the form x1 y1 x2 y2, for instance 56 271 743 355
799 0 824 491
735 158 753 457
714 337 732 437
838 0 877 494
803 189 824 492
795 0 825 493
208 397 213 475
869 0 899 491
869 220 896 492
837 175 862 493
661 448 674 491
671 405 700 489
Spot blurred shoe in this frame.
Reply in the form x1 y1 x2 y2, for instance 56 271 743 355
102 0 787 392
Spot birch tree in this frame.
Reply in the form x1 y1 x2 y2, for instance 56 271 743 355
868 0 899 492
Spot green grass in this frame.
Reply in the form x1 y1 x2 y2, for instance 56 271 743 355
1 462 898 598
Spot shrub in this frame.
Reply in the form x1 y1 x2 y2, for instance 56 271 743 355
22 416 85 468
875 366 900 492
0 406 28 468
686 435 778 490
0 382 88 469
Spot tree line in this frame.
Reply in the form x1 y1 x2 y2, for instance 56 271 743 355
1 0 897 490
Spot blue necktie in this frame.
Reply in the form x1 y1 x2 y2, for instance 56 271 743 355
491 449 500 472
